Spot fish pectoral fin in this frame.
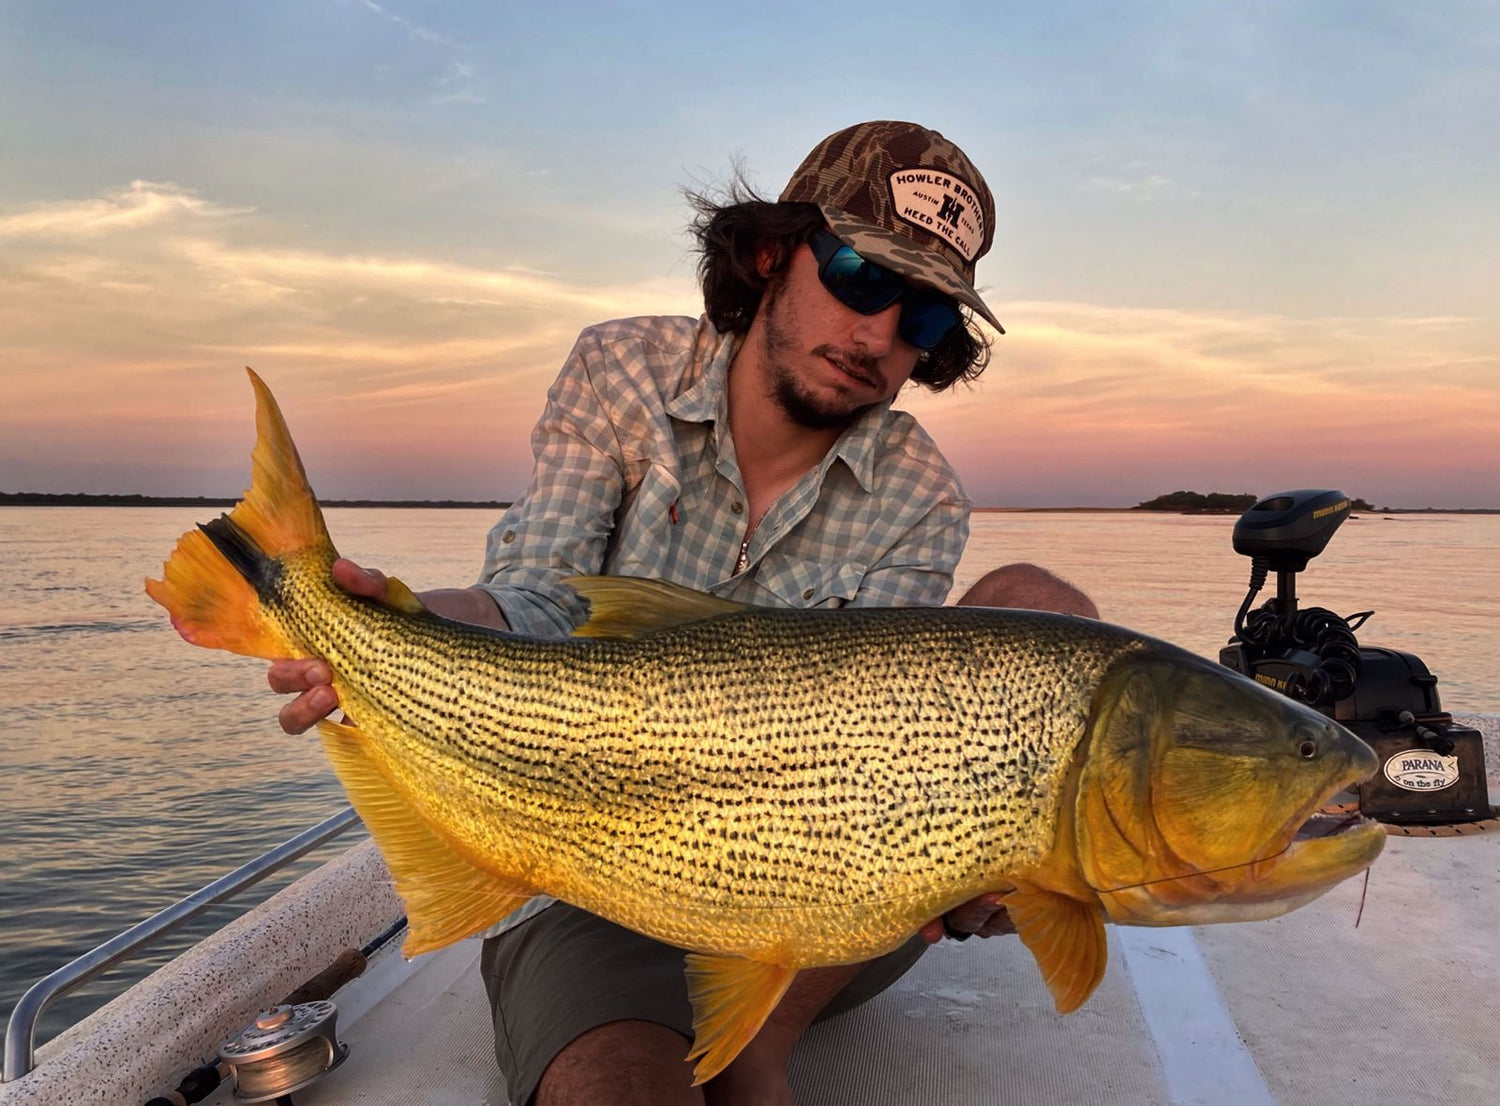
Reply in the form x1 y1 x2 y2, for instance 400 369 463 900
380 575 427 615
1003 886 1108 1014
317 719 535 958
564 576 747 639
682 954 797 1085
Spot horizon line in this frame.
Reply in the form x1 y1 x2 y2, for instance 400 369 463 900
2 492 1496 514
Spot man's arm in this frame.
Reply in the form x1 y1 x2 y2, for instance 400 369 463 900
472 329 644 637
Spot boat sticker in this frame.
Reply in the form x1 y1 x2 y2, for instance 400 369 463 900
1382 749 1460 792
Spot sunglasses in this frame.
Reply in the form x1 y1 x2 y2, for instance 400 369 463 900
806 229 962 351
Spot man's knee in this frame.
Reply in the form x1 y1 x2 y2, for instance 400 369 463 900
536 1020 699 1106
956 563 1099 618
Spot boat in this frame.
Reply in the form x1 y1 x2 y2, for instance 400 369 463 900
3 710 1495 1105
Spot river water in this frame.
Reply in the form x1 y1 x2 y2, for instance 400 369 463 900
1 506 1496 1044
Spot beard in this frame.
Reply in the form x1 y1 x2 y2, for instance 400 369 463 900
760 276 884 431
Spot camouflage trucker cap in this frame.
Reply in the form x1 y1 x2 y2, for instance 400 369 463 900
780 121 1004 334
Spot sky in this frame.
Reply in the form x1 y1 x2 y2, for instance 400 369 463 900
2 1 1496 508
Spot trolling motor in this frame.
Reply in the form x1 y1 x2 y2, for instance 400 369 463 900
1219 489 1493 826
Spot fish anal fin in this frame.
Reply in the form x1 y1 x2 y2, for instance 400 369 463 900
564 576 746 639
682 954 797 1085
317 719 534 957
1003 886 1108 1014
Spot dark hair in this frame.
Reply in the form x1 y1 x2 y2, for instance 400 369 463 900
685 179 992 391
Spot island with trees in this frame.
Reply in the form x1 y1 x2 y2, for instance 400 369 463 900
1134 491 1376 513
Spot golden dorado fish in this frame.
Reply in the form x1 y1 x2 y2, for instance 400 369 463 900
148 370 1385 1083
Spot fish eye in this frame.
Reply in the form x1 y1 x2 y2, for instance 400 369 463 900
1298 738 1318 759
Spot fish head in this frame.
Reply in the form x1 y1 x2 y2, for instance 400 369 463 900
1074 650 1385 927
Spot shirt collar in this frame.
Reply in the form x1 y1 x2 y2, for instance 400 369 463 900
666 317 892 494
664 319 737 426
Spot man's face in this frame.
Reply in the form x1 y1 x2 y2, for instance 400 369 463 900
756 241 924 430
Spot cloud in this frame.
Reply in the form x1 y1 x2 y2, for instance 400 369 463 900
0 180 693 367
0 181 249 240
1081 173 1180 198
357 0 457 48
350 0 485 104
0 180 698 499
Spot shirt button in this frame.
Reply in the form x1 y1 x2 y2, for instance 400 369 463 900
501 530 515 544
802 588 814 600
730 501 744 514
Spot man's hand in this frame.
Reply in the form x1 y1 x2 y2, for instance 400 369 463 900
268 559 387 734
920 893 1015 944
267 557 508 734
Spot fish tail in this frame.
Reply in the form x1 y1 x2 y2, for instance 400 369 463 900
145 368 336 659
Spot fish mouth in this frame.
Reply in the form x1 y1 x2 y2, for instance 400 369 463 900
1243 764 1385 903
1293 807 1370 842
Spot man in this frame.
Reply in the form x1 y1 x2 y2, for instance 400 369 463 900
270 121 1096 1105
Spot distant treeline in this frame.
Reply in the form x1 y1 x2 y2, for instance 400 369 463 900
1135 491 1377 513
1135 491 1259 513
0 492 511 509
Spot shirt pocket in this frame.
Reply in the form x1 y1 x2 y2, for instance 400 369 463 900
755 555 867 608
604 463 681 578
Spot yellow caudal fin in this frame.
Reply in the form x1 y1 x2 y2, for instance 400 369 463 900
318 719 536 956
1003 886 1109 1014
682 954 797 1085
145 368 335 659
565 576 746 639
144 520 287 657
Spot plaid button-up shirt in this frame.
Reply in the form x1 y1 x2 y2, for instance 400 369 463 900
477 315 970 636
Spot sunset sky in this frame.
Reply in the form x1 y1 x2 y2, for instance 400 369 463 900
3 2 1496 508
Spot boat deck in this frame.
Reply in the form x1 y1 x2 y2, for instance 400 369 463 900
221 806 1498 1106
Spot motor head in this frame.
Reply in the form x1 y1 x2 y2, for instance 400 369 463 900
1231 489 1351 572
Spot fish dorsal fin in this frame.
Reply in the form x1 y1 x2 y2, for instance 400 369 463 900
682 954 797 1085
1003 885 1109 1014
381 575 427 615
564 576 746 639
317 719 535 956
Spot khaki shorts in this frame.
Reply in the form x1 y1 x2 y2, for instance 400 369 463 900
479 903 929 1106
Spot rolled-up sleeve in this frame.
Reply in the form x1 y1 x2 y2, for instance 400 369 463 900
477 332 629 638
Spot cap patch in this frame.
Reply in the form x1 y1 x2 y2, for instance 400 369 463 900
888 168 986 262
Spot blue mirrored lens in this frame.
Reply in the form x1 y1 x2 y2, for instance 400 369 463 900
809 230 960 350
819 247 905 313
897 296 961 350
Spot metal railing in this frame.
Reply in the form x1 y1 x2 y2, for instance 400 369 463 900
3 806 363 1082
